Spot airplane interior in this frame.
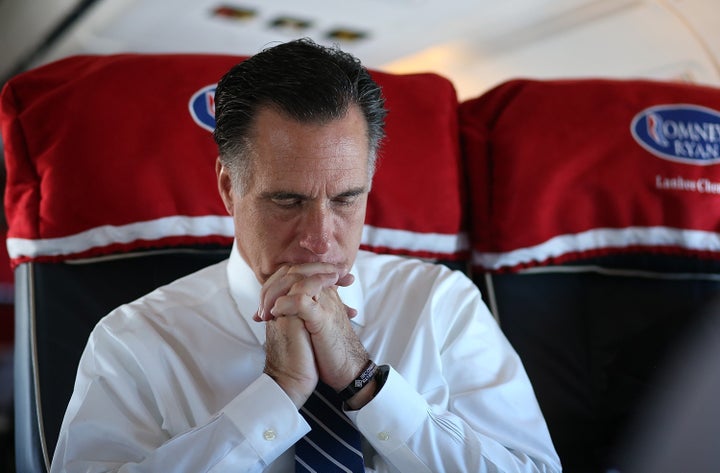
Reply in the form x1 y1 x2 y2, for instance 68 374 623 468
1 1 720 472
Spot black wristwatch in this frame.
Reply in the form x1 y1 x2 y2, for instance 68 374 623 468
373 364 390 396
338 360 378 402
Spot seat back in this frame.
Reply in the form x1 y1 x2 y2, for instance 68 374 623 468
459 78 720 472
1 53 468 472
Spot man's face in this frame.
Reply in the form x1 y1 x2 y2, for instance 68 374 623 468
217 105 370 283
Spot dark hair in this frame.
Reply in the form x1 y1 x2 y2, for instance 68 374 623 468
213 38 387 190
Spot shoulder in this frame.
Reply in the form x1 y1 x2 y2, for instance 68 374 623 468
354 250 474 294
353 251 493 340
98 258 231 335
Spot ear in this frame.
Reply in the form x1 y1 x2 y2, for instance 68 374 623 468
216 157 234 216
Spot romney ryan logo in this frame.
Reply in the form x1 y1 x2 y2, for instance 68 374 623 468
189 84 217 132
631 104 720 165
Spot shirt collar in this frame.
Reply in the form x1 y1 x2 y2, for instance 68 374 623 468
226 242 366 345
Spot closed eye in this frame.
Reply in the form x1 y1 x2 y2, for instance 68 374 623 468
268 193 305 208
263 187 366 209
332 188 367 206
333 195 359 206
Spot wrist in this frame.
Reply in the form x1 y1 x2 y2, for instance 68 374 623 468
343 363 390 411
338 359 377 402
344 379 376 410
263 369 314 408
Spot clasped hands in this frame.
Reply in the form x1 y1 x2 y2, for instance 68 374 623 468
256 263 373 409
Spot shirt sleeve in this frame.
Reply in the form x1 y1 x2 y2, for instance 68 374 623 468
50 326 309 473
347 269 562 473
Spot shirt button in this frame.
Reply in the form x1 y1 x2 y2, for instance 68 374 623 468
263 429 277 441
377 431 390 441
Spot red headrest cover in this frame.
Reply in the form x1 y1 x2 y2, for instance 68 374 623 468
460 78 720 272
1 53 467 267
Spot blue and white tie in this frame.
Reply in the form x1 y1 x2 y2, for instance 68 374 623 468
295 382 365 472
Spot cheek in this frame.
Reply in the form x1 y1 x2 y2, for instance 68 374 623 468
340 204 367 242
234 204 271 250
240 210 278 242
247 212 298 254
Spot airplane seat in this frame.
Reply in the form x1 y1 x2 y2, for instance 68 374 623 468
459 78 720 473
0 227 14 472
0 53 468 473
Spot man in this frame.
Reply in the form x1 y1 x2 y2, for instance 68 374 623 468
51 39 561 472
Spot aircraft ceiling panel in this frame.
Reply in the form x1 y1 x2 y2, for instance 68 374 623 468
15 0 626 71
0 0 718 99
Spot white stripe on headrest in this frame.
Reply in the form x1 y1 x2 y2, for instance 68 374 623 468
6 218 469 260
6 215 235 259
473 226 720 270
361 224 469 255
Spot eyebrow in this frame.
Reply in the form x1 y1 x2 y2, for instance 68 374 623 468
335 186 368 199
261 186 368 201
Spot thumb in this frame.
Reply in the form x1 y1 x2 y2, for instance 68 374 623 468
336 272 355 287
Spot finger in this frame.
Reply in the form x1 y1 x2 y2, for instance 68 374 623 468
256 266 291 321
260 271 306 320
287 272 341 298
286 262 347 277
271 291 344 334
270 272 340 318
336 272 354 287
271 293 313 319
271 297 358 327
286 263 353 288
257 263 352 321
259 266 337 320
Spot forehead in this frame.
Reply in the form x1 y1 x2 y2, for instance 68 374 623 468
248 106 370 187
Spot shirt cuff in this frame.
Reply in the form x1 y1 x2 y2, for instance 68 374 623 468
346 365 427 455
222 374 310 464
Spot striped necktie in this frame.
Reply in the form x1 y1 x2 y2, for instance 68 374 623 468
295 382 365 472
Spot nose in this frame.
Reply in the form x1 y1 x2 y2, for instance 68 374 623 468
298 203 333 255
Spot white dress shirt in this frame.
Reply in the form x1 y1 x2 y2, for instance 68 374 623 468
51 246 561 472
